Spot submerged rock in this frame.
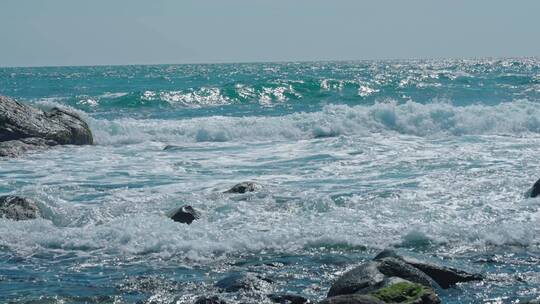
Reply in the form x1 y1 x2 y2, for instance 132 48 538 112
374 249 483 288
268 293 310 304
224 182 260 194
0 196 40 220
0 137 58 157
0 96 93 157
169 205 200 224
194 296 227 304
215 273 273 293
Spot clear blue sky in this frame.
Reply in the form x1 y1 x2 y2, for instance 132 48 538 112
1 0 539 67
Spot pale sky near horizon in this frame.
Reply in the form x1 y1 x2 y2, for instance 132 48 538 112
0 0 539 67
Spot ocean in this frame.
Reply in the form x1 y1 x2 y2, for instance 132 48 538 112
1 58 540 303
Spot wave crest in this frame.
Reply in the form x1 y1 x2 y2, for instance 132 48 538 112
89 100 540 145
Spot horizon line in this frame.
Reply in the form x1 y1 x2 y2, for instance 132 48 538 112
0 55 538 69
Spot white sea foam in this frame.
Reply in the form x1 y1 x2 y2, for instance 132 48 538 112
89 100 540 145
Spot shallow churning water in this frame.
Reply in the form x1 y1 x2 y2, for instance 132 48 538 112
1 59 540 303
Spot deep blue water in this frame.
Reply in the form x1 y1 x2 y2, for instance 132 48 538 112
1 59 540 303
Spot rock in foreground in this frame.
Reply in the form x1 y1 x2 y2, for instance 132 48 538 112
0 96 93 157
373 249 483 288
326 249 483 303
327 257 437 298
0 196 41 220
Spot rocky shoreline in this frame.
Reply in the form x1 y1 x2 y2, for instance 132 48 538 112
0 95 93 157
2 96 540 303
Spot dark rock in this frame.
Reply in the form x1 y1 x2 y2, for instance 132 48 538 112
0 96 93 157
194 296 227 304
215 273 272 293
224 182 260 194
327 258 437 298
527 178 540 198
268 293 310 304
170 205 200 224
373 249 402 261
374 249 483 288
405 258 483 288
0 196 40 220
0 137 58 157
319 294 385 304
376 258 437 289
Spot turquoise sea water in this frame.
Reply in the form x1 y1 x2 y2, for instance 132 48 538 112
1 58 540 303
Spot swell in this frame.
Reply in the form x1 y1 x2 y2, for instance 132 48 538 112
89 100 540 145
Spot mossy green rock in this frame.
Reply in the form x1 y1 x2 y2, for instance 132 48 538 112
370 282 440 304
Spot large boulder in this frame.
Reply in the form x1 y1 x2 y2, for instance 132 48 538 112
0 196 41 220
169 205 201 224
224 182 260 194
373 249 483 288
0 96 93 157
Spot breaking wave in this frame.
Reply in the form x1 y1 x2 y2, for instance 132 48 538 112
90 100 540 145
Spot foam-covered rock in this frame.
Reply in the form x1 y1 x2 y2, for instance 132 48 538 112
224 182 260 194
0 196 41 220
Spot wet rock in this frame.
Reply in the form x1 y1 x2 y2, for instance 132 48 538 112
0 96 93 157
268 293 310 304
374 249 483 288
194 296 227 304
327 258 437 298
0 196 40 220
319 294 385 304
170 205 200 224
404 258 483 288
327 261 385 297
527 178 540 198
224 182 260 194
0 137 58 157
215 273 272 293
